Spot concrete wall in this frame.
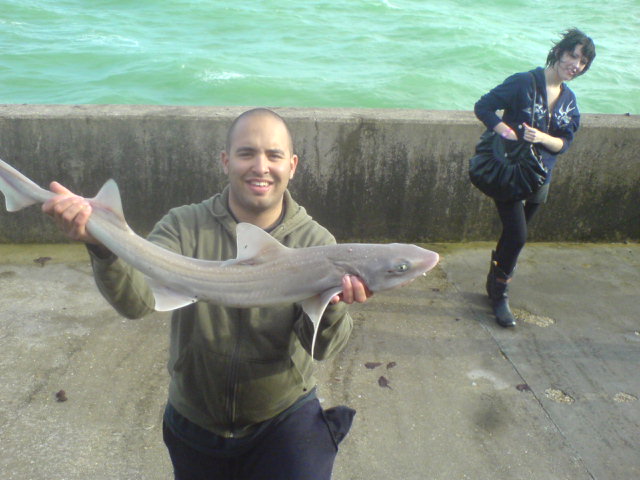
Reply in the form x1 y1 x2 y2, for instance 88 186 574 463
0 104 638 243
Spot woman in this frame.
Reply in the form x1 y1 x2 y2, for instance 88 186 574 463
474 28 596 327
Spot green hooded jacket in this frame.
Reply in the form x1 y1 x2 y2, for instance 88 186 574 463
88 187 353 438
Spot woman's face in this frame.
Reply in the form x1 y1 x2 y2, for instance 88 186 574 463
554 44 589 81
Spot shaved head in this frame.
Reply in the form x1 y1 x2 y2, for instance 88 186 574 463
225 108 294 155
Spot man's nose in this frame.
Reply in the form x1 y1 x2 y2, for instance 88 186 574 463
252 152 269 173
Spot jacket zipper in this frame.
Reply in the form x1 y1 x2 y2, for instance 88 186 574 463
224 307 244 438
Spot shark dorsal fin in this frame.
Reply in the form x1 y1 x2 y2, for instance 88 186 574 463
230 222 289 265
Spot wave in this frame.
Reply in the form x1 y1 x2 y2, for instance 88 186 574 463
198 71 248 83
75 34 141 50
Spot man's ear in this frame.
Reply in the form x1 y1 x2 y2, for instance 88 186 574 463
289 154 299 179
221 151 229 174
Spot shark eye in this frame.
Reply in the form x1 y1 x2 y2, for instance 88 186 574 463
395 262 410 273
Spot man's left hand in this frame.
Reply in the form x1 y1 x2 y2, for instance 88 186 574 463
331 275 373 304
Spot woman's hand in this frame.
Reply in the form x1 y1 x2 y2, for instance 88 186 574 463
522 122 545 143
494 122 517 141
522 123 564 152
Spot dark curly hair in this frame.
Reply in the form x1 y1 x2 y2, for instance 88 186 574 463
546 28 596 76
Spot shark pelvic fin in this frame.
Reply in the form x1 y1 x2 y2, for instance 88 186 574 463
301 286 343 359
146 277 197 311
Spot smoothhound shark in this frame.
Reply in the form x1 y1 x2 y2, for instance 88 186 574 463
0 159 439 357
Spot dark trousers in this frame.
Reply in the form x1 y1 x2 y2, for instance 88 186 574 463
493 199 541 275
163 399 350 480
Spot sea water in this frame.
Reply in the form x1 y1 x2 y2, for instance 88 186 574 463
0 0 638 114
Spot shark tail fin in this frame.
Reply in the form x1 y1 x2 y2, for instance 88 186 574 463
0 159 53 212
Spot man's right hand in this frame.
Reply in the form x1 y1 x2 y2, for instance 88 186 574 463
42 182 101 245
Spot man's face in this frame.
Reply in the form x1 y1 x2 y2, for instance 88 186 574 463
221 113 298 226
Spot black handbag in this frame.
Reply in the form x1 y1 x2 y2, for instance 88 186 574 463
468 73 548 202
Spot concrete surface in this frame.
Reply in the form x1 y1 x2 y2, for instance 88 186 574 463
1 105 639 243
0 242 638 479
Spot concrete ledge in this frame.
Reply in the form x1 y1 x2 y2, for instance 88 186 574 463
1 105 638 242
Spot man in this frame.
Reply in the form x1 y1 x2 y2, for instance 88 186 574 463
43 108 370 479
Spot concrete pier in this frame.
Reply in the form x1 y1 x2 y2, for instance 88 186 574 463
0 106 638 479
0 243 638 479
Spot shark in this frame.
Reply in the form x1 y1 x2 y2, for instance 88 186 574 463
0 159 439 356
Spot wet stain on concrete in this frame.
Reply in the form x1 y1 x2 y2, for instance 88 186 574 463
34 256 52 267
378 376 392 389
545 388 575 404
364 361 398 388
473 393 511 434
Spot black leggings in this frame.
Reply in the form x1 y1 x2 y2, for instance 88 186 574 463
493 199 541 275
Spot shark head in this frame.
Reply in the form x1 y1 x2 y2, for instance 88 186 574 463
337 243 439 293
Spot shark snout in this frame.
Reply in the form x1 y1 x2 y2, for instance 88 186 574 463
420 250 440 273
394 249 439 289
402 244 440 274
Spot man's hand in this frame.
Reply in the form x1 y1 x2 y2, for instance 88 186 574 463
331 275 373 305
42 182 100 245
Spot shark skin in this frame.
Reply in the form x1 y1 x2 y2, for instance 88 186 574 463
0 159 439 357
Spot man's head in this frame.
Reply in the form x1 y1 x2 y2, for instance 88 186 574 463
225 108 294 155
221 108 298 229
546 28 596 76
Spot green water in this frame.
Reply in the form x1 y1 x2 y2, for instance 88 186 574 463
1 0 638 114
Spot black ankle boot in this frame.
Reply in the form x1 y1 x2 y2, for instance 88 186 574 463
486 253 516 328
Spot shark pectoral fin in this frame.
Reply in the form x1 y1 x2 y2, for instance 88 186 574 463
146 277 197 312
300 287 343 360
